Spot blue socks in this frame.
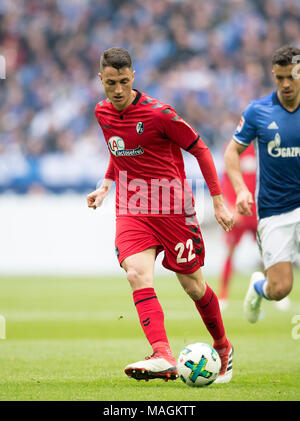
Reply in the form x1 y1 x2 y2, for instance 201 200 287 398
254 278 270 300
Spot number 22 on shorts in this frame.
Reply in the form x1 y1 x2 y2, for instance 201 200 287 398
175 239 196 263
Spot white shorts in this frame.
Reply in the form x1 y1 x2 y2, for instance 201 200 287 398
257 207 300 270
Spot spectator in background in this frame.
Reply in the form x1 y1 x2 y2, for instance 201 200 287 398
0 0 299 192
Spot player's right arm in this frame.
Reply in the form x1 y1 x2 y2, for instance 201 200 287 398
224 140 253 216
88 104 116 210
224 102 257 216
87 155 115 210
86 179 114 209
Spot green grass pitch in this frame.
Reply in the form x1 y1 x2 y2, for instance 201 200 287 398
0 271 299 401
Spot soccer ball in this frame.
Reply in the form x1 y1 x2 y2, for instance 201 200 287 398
177 342 221 387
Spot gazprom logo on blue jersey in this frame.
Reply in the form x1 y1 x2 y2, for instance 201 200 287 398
268 133 300 158
108 136 144 157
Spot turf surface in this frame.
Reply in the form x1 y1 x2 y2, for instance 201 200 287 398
0 272 299 401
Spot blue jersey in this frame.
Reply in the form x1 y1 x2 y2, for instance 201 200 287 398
233 91 300 220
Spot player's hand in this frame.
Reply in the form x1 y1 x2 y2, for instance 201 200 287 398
236 189 253 216
212 195 234 232
86 186 109 210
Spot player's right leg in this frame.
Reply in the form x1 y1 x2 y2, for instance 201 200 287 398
244 263 293 323
218 221 247 310
176 269 233 384
121 248 177 381
218 245 235 310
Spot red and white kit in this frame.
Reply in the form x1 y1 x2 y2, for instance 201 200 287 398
94 90 222 273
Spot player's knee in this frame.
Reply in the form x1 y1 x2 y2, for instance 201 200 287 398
126 267 153 291
182 281 205 301
268 282 292 301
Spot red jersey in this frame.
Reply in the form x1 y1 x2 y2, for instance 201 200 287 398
95 90 221 216
222 142 257 220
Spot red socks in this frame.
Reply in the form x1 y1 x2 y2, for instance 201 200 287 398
133 287 169 349
194 283 229 350
133 284 229 357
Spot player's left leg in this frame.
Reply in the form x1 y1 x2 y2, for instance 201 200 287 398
176 269 233 384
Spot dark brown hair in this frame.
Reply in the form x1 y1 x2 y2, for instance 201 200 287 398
100 47 132 72
272 45 300 66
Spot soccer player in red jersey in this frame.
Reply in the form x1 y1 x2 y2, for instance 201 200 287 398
218 143 257 309
87 47 234 383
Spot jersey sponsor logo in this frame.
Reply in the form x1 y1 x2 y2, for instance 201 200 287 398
136 121 144 134
267 121 279 130
267 133 300 158
108 136 144 157
236 116 245 133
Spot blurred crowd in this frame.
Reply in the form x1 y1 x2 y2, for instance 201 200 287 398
0 0 300 193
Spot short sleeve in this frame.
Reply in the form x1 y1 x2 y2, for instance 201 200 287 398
233 102 257 146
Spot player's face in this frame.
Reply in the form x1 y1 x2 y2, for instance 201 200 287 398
99 66 136 111
272 64 300 105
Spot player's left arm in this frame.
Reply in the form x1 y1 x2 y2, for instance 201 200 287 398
224 140 253 216
188 140 234 232
157 107 234 232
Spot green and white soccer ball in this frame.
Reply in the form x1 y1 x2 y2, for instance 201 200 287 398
177 343 221 387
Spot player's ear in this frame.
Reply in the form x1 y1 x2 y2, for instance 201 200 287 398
132 70 136 81
271 68 277 83
98 72 103 83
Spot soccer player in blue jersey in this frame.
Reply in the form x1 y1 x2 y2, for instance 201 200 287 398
224 45 300 323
